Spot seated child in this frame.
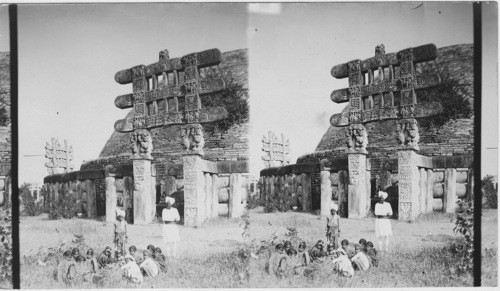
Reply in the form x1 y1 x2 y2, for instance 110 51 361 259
55 250 75 285
337 239 356 259
267 243 286 278
309 240 328 262
331 252 354 277
140 250 159 278
153 247 167 273
366 241 378 267
358 239 368 253
71 248 81 261
85 248 99 274
278 248 300 278
97 246 116 269
121 254 143 284
129 245 144 264
351 244 370 271
297 241 310 266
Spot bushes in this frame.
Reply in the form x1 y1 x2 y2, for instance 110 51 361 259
264 188 296 213
20 183 44 216
451 198 474 274
0 206 12 285
482 175 497 209
48 194 79 220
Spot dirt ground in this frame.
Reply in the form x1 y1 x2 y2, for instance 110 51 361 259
20 208 497 258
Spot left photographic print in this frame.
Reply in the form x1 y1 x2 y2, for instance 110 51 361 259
0 4 13 290
18 3 250 288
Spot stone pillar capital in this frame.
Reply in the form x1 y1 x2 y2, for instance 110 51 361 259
346 123 368 154
395 118 420 151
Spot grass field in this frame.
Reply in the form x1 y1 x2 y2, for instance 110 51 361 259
19 208 498 288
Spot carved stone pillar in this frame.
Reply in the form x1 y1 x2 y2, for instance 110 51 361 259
105 176 117 223
320 170 332 216
419 168 427 214
346 124 369 218
229 173 242 218
397 150 420 221
443 168 457 213
183 154 206 227
131 129 154 225
426 169 434 213
211 175 219 218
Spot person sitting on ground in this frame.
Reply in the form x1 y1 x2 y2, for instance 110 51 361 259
283 241 292 253
326 205 341 249
296 241 310 266
309 240 328 262
67 255 88 285
85 248 99 274
366 241 378 267
358 238 368 253
97 246 116 269
147 244 156 254
121 254 143 284
140 250 159 278
114 214 128 256
55 250 75 285
71 248 81 261
351 244 370 271
115 250 125 267
338 239 356 259
129 245 144 265
331 250 354 277
278 248 300 278
153 247 167 273
267 243 286 278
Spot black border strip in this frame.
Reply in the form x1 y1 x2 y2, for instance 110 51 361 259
9 4 20 289
472 2 482 287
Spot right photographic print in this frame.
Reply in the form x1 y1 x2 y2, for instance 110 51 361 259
248 2 497 287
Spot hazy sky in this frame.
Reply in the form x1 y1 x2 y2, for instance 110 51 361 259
8 2 498 184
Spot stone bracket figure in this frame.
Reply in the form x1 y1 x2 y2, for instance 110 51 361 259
395 118 420 151
180 123 205 156
131 129 153 159
346 124 368 154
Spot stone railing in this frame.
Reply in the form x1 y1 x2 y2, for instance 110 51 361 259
259 159 354 217
43 164 136 222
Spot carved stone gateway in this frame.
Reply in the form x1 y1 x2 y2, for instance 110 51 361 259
261 131 291 167
329 44 442 221
45 138 74 174
114 48 227 225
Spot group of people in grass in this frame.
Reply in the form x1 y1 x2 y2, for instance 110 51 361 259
267 191 393 278
55 197 181 286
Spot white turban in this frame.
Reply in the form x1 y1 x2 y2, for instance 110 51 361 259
378 191 388 200
165 197 175 205
115 208 126 218
332 204 339 211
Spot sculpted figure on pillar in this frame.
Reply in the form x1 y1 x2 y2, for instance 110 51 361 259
396 119 420 151
131 129 153 159
346 124 368 154
180 124 205 156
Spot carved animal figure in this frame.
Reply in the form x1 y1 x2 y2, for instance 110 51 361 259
353 125 368 150
375 44 385 55
131 129 152 157
395 119 420 149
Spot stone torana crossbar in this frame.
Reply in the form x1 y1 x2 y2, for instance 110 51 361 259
114 48 227 133
329 44 443 127
45 137 74 174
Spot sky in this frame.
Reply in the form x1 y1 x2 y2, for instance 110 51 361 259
5 2 498 184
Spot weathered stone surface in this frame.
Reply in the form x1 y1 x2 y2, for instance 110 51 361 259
433 198 443 211
133 158 154 225
211 175 219 218
183 155 206 226
398 150 420 221
205 173 213 219
426 169 434 213
443 168 457 213
228 173 242 218
217 160 249 174
419 168 428 214
347 153 368 218
432 155 474 169
260 163 320 177
200 159 218 174
346 124 368 154
320 170 333 216
433 183 444 198
105 176 117 223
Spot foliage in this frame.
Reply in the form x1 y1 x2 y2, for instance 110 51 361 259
0 206 12 284
264 188 295 213
202 66 249 133
0 106 8 127
418 62 473 129
48 194 79 220
20 183 44 216
482 175 497 209
451 198 474 274
246 194 264 210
